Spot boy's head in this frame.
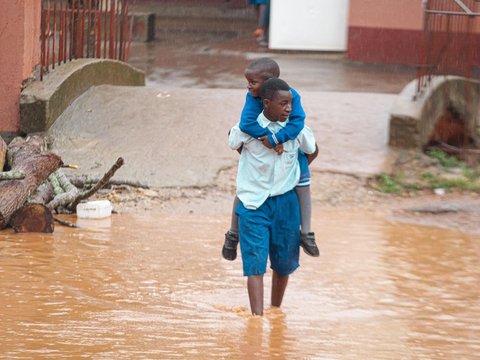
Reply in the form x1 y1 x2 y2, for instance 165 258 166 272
261 78 292 122
244 58 280 98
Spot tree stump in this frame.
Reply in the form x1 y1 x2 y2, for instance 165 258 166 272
0 136 63 229
9 203 54 233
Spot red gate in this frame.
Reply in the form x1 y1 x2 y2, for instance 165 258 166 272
40 0 136 80
416 0 480 98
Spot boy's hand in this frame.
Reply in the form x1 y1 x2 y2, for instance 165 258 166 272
274 144 284 155
253 28 264 38
258 136 273 149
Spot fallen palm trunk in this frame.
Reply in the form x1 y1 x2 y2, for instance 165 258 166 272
46 170 80 211
0 137 25 180
68 176 149 189
68 157 124 211
0 136 63 229
43 157 124 213
0 170 25 181
9 203 54 233
29 181 55 205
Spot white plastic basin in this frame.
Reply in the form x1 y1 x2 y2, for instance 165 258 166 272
76 200 112 219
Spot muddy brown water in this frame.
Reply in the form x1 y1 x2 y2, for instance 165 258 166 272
1 210 480 359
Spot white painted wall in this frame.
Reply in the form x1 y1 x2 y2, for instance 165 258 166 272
269 0 350 51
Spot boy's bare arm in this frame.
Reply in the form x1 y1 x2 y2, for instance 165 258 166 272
307 144 319 165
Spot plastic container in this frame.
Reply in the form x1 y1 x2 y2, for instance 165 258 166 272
76 200 112 219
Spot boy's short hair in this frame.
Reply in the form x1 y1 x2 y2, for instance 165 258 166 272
247 58 280 79
261 78 290 100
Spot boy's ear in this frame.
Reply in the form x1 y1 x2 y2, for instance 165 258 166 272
263 98 270 109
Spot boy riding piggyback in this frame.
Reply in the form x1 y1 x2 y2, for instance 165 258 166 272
222 57 320 261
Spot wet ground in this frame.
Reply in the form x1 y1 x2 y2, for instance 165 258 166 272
3 5 480 359
1 211 480 358
128 31 417 93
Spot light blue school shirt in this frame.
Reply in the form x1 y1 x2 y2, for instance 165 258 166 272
229 112 316 210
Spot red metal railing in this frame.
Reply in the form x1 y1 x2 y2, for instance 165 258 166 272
40 0 136 80
416 0 480 98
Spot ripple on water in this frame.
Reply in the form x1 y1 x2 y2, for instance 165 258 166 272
0 211 479 358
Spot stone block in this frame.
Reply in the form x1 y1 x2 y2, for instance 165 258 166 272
20 59 145 133
389 76 480 149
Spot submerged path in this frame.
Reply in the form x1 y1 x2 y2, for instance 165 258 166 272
1 210 479 358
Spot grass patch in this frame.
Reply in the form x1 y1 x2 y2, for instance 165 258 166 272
372 150 480 194
375 173 403 194
427 149 463 168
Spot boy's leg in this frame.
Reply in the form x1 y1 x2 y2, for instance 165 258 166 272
296 185 319 257
230 196 240 233
271 271 289 308
296 185 312 234
297 152 320 257
238 199 272 315
269 190 300 296
248 274 264 315
222 196 240 261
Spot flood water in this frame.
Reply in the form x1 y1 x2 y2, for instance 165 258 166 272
1 210 480 359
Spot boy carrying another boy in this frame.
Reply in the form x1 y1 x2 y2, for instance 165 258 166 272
223 57 319 261
229 78 317 315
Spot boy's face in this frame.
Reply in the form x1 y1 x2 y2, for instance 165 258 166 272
263 90 292 122
244 69 267 98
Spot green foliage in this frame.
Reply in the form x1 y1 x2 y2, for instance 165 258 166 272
427 149 463 168
421 172 480 192
462 167 480 182
373 150 480 194
420 172 445 189
376 173 402 193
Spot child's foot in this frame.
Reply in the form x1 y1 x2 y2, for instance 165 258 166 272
222 230 239 261
300 232 319 257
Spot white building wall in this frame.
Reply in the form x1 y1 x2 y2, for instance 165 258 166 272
269 0 350 51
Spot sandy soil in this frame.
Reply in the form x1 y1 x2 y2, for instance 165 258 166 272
94 164 480 236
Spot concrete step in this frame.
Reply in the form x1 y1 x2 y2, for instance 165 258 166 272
134 1 256 36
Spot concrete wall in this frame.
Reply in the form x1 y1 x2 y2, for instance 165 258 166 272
348 0 480 65
389 77 480 149
349 0 423 30
347 0 423 64
0 0 41 134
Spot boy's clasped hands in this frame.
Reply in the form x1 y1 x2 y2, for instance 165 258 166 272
258 136 284 154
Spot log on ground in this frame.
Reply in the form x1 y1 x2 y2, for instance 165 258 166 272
9 203 54 233
0 136 63 229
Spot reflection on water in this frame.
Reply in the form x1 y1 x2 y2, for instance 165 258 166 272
1 210 479 359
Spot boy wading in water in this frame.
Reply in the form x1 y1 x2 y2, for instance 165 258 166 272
222 58 319 261
228 78 317 315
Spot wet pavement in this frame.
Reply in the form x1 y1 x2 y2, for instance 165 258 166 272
47 8 419 185
49 23 413 185
128 31 417 94
48 85 397 187
1 211 480 358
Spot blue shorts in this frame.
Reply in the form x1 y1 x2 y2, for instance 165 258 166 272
236 190 300 277
297 150 310 187
248 0 268 4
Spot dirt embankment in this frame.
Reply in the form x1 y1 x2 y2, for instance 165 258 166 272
96 160 480 236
